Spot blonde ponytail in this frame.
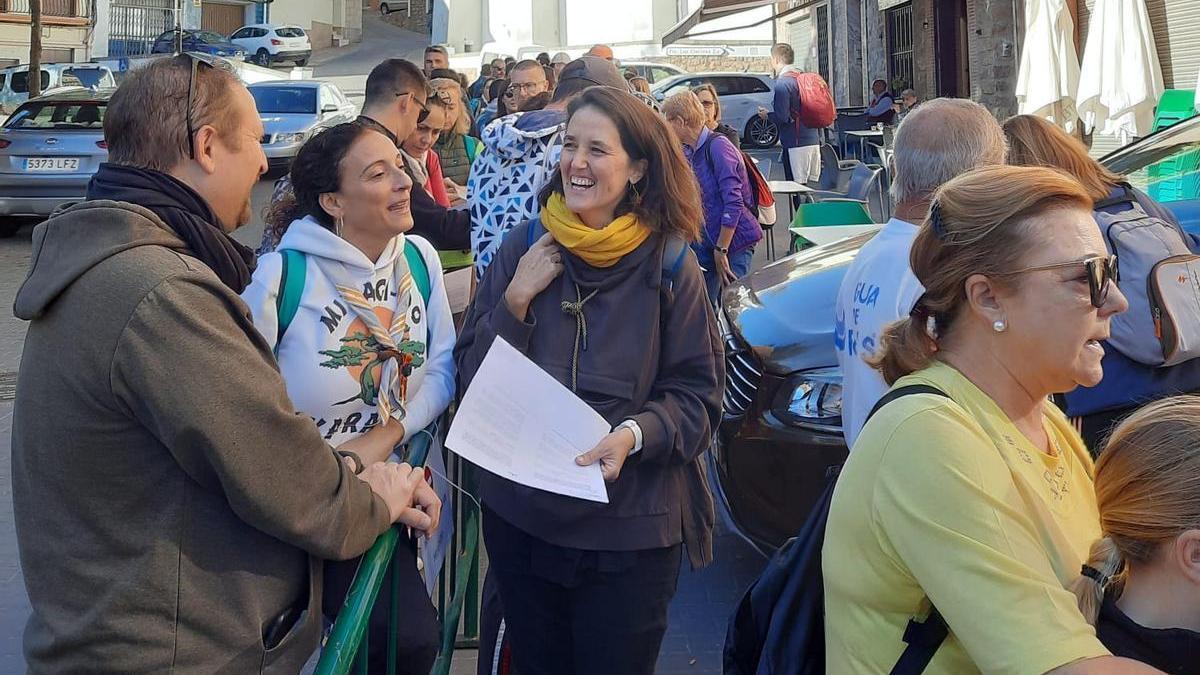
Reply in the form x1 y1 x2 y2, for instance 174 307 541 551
1069 537 1125 624
873 315 937 386
1073 395 1200 623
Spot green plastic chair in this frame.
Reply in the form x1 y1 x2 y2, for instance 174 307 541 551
788 201 874 253
1151 89 1198 133
1147 90 1200 205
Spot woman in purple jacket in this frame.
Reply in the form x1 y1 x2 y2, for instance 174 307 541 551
663 91 763 302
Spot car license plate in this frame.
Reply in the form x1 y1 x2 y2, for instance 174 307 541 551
24 157 79 172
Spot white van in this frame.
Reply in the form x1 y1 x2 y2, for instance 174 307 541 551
0 63 116 115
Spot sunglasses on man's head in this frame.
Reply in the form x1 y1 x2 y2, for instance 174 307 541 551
183 52 238 160
1000 254 1119 309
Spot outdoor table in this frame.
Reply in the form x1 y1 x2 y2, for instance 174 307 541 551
844 129 885 161
767 180 813 261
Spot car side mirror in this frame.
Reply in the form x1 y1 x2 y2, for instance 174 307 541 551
321 103 339 114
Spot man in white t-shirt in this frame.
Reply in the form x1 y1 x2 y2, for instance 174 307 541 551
834 98 1008 449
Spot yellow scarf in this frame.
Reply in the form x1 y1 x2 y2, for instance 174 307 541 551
540 193 652 268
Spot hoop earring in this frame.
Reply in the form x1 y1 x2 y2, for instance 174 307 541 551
335 215 344 239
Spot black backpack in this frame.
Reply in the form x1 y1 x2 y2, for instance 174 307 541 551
724 385 951 675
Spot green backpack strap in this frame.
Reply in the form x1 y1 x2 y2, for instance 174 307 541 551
275 249 307 354
404 239 432 306
464 135 479 163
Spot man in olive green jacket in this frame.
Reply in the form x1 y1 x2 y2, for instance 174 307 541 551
11 56 438 673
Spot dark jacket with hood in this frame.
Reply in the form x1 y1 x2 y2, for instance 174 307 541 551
454 220 723 568
11 200 391 673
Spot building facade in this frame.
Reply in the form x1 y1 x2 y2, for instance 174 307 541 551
0 0 93 66
778 0 1200 125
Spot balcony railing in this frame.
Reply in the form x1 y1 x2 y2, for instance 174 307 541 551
1 0 91 19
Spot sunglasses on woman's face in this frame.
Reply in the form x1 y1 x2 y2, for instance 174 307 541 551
1001 254 1119 308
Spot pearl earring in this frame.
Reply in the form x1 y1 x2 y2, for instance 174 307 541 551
993 319 1007 333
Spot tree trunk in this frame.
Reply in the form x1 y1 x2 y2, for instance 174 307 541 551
29 0 42 99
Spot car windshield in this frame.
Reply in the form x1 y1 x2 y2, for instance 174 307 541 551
5 101 106 130
1107 119 1200 207
62 68 109 88
250 87 317 114
195 31 229 44
275 27 305 38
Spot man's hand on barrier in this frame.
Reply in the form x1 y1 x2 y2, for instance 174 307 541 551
360 462 433 531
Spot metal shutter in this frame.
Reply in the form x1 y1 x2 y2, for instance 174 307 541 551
201 1 246 37
1148 0 1200 92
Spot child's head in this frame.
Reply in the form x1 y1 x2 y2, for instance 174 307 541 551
1072 395 1200 622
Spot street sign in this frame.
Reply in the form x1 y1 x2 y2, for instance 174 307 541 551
665 45 729 57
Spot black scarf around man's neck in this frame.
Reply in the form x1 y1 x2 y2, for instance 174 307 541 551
87 163 256 293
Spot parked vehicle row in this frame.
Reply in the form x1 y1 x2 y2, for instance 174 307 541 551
150 24 312 69
0 72 356 236
713 114 1200 551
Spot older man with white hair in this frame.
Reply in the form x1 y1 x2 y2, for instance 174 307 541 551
833 98 1008 448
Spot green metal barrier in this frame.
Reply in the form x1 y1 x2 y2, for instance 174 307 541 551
315 421 481 675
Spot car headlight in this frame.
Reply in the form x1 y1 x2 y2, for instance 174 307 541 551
771 367 843 432
274 132 307 144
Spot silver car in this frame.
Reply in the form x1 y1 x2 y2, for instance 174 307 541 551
0 88 111 234
250 80 357 170
0 63 116 116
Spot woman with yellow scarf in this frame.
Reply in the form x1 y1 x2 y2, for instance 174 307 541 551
455 85 723 675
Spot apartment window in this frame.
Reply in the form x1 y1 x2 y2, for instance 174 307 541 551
885 2 914 92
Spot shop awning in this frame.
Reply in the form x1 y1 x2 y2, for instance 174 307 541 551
663 0 822 46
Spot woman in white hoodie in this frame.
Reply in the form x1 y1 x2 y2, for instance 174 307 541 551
243 121 455 673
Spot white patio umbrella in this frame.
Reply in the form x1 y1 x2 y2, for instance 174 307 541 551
1076 0 1164 144
1015 0 1080 131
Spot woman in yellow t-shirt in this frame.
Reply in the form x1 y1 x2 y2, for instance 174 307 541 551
823 166 1163 674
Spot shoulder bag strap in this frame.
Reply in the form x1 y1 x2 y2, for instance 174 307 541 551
863 383 953 675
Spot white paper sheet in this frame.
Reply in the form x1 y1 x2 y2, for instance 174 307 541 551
445 337 611 503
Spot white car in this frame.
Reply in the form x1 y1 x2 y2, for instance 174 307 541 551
653 72 779 148
619 61 685 86
230 24 312 68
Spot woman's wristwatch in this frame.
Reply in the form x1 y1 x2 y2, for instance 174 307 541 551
616 419 644 455
714 245 729 255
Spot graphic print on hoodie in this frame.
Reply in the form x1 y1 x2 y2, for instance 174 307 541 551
467 108 566 281
241 217 456 446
